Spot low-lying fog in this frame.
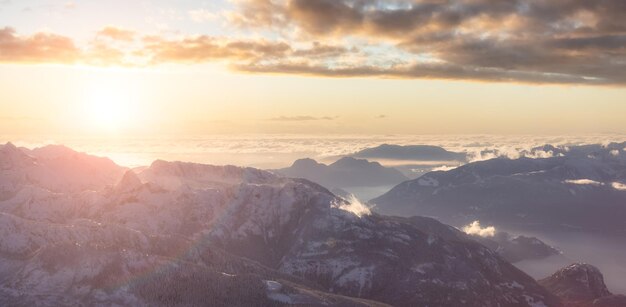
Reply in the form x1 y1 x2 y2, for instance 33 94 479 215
514 231 626 294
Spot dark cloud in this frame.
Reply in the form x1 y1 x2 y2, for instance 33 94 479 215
2 0 626 86
141 37 353 65
236 61 609 85
228 0 626 85
142 36 291 63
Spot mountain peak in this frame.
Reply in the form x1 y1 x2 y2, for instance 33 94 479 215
540 263 612 303
3 141 17 149
30 144 75 159
115 170 143 192
0 142 34 169
291 158 320 168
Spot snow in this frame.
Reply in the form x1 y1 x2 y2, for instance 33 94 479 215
501 281 524 289
264 280 283 291
336 265 375 296
417 176 439 187
267 293 294 304
411 263 434 274
523 295 547 307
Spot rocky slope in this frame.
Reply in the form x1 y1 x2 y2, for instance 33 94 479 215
0 143 562 306
539 263 626 307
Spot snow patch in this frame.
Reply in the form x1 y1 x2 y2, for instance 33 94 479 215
523 295 548 307
337 265 375 296
417 177 439 187
264 280 283 292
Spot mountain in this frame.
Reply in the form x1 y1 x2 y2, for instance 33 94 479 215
0 143 561 306
0 143 126 196
539 263 626 307
347 144 467 179
471 231 561 263
276 157 408 189
371 142 626 235
352 144 467 162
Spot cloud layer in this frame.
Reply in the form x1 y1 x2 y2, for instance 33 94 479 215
1 0 626 85
230 0 626 84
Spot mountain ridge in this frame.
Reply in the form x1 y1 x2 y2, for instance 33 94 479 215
0 143 563 306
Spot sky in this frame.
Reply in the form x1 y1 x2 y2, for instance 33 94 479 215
1 0 626 137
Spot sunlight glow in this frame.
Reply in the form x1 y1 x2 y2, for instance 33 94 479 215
83 84 135 133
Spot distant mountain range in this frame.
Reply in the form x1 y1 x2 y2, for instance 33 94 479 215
348 144 468 178
0 142 569 306
372 142 626 235
275 157 408 190
351 144 467 162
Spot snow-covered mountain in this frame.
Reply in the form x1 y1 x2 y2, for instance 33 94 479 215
0 142 563 306
372 142 626 235
276 157 408 190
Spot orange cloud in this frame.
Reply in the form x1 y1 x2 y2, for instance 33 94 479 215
1 17 625 86
96 26 136 42
0 27 79 64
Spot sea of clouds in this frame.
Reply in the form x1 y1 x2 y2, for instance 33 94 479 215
2 134 625 168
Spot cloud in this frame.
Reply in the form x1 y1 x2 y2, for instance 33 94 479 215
8 134 622 168
376 115 387 119
563 177 626 192
612 182 626 191
269 115 338 121
2 0 626 87
228 0 626 85
236 61 607 85
96 26 135 41
143 36 292 63
333 194 371 218
0 27 79 63
565 179 604 186
463 221 496 237
1 27 351 67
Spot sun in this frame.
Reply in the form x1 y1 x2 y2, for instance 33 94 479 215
84 86 134 133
